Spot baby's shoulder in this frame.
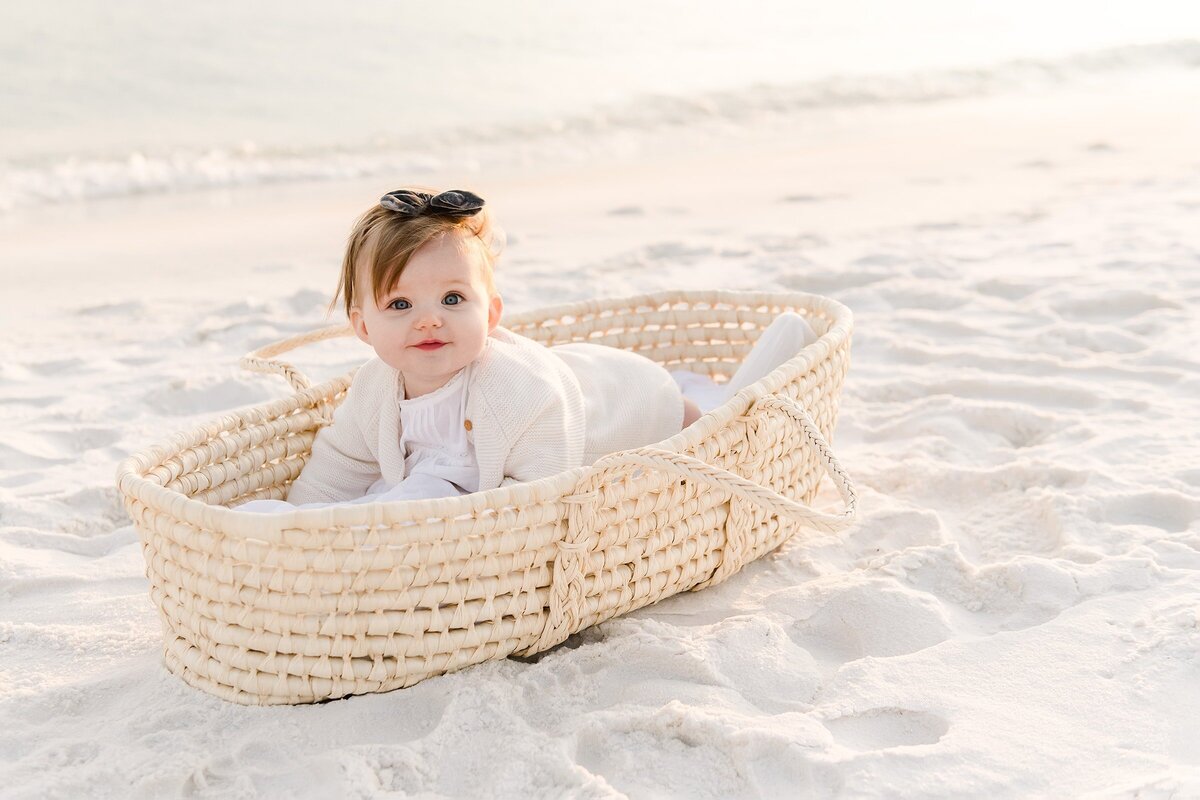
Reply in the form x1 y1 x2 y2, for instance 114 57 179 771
336 357 398 419
484 328 571 375
476 328 577 393
350 356 395 387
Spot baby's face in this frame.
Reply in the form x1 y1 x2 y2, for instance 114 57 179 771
350 231 502 398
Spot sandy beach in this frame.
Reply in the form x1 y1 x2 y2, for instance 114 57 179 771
2 21 1200 799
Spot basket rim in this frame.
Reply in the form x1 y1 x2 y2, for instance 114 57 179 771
115 288 853 538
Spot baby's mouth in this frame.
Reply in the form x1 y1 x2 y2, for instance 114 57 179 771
413 340 447 351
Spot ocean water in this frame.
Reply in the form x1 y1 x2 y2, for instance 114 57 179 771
2 0 1198 211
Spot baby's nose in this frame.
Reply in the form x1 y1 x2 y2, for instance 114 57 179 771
416 312 443 329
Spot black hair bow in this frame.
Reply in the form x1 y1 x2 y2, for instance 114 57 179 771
379 189 485 218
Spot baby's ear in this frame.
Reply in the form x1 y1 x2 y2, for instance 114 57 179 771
487 293 504 332
349 307 371 345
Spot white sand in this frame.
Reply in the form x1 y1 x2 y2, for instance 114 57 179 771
2 82 1199 798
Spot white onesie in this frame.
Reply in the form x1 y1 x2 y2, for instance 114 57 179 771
363 362 479 502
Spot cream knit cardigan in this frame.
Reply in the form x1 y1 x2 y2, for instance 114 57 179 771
286 326 684 504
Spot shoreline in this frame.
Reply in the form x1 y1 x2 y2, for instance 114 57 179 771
3 76 1196 340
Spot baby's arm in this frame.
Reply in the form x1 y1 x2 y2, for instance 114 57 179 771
285 371 383 505
496 384 586 487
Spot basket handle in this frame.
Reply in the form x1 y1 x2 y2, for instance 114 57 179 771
602 396 855 531
526 393 857 654
239 323 354 391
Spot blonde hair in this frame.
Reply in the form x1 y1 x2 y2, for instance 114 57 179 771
329 188 504 320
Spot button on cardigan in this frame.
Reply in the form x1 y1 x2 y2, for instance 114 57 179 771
285 326 685 505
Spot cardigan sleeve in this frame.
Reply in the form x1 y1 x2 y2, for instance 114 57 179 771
468 328 589 489
496 381 586 485
285 366 383 504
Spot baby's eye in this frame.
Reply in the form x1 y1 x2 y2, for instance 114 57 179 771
443 293 464 306
387 298 411 310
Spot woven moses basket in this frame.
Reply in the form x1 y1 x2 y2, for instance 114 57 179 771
116 289 856 705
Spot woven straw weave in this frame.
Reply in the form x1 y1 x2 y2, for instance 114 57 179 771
116 290 856 705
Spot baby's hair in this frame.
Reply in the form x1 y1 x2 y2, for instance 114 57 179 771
329 186 504 320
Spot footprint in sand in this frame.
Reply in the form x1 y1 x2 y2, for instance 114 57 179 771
0 395 62 408
824 708 948 751
60 485 128 523
38 427 122 455
0 472 42 489
876 545 1087 634
1041 324 1148 355
875 285 970 312
3 426 118 467
860 397 1061 451
0 430 115 470
1174 468 1200 489
142 376 275 416
972 277 1041 301
25 357 90 376
1100 491 1198 534
857 375 1102 411
573 704 836 798
775 578 953 664
1050 289 1182 323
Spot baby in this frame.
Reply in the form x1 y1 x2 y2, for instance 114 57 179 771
240 187 816 512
